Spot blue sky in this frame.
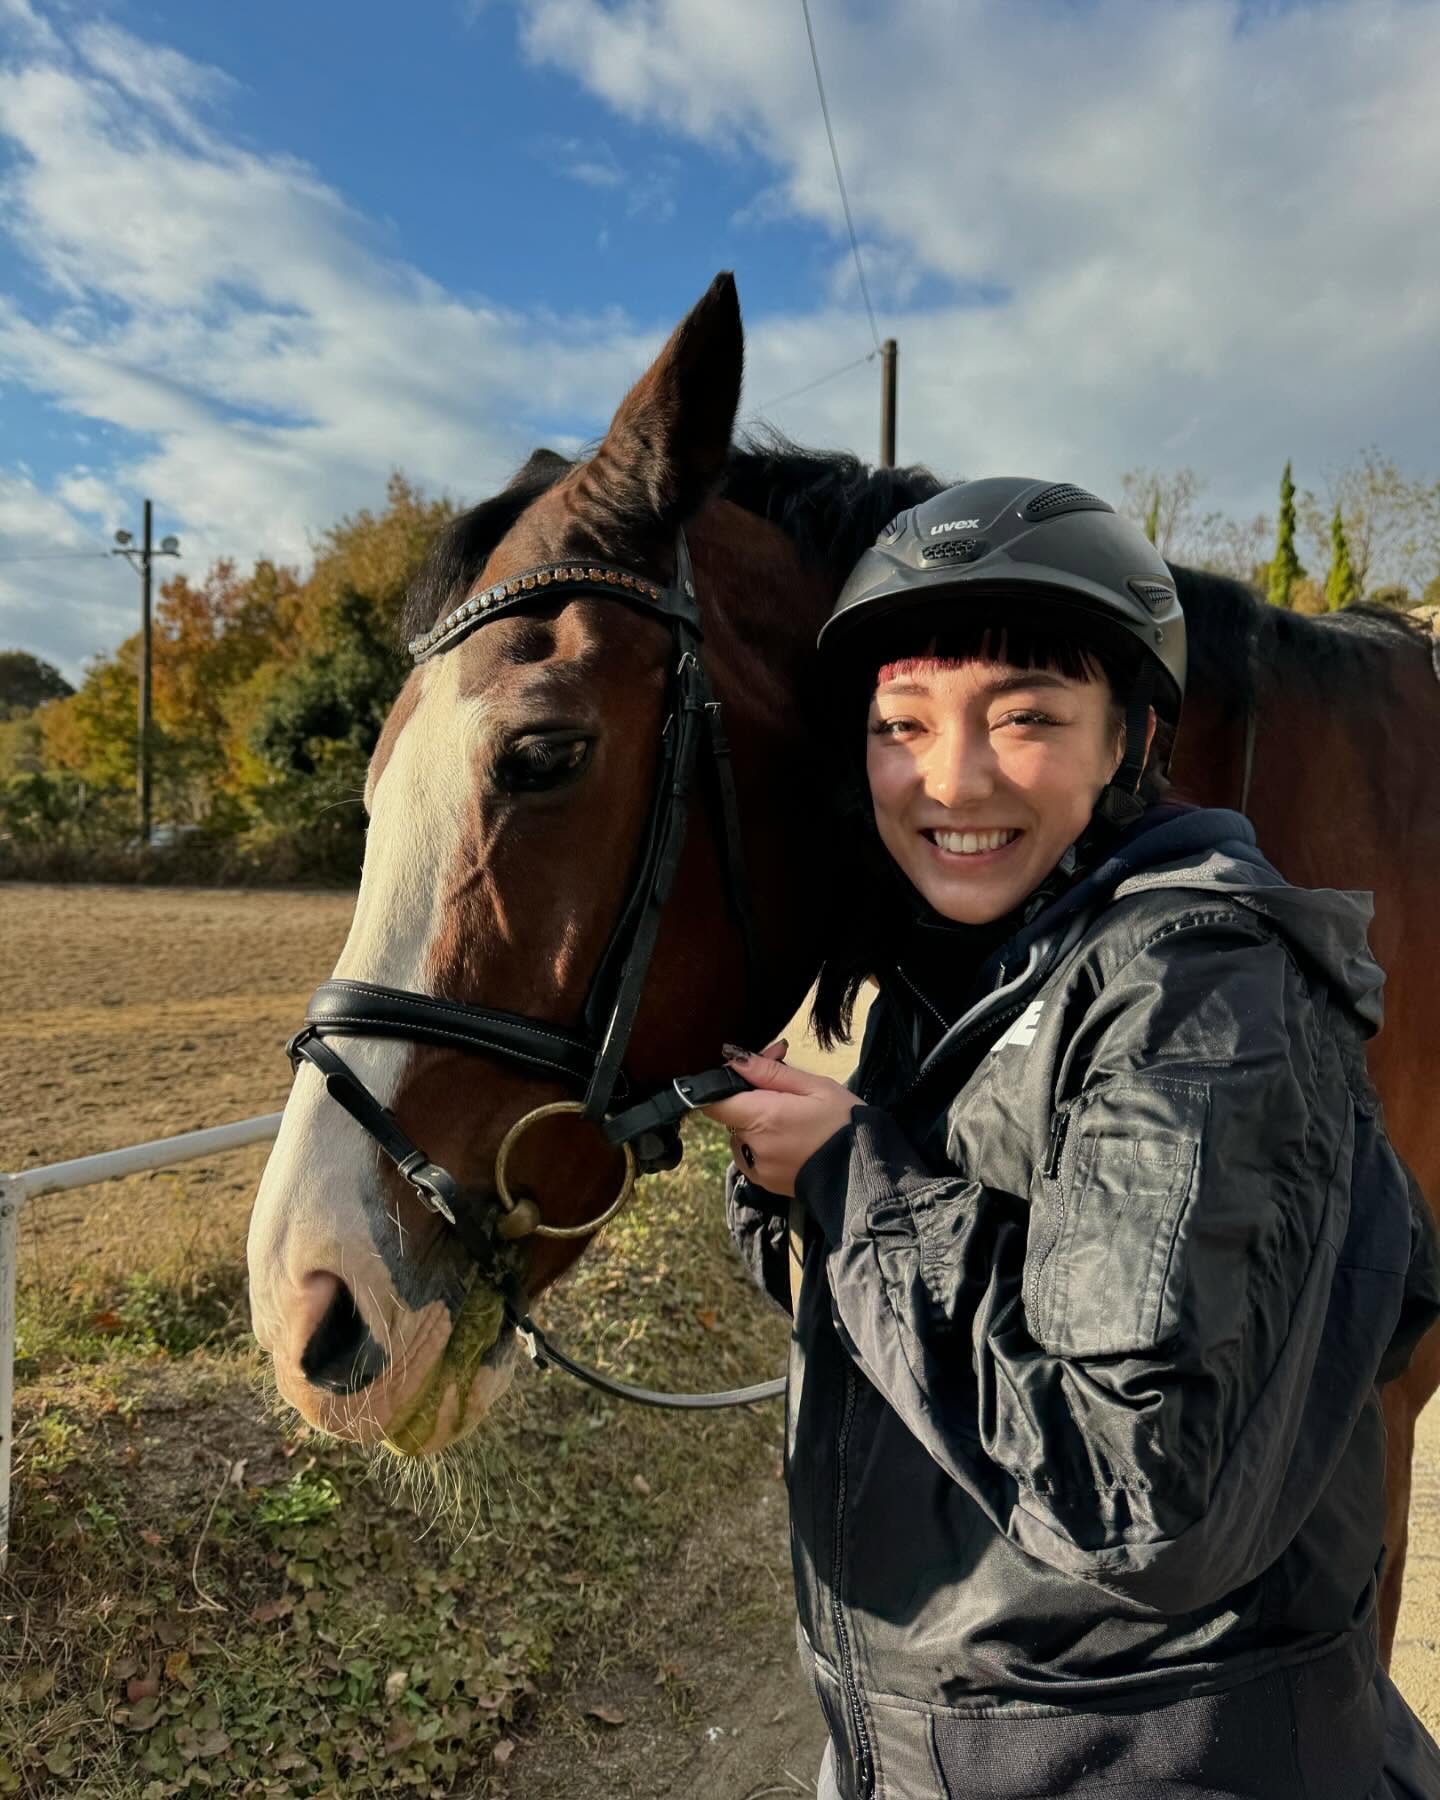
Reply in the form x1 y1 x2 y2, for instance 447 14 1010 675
3 0 1438 676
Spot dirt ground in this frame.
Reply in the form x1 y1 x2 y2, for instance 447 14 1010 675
3 882 1438 1797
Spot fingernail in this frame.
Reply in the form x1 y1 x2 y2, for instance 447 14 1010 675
722 1042 751 1062
774 1038 790 1058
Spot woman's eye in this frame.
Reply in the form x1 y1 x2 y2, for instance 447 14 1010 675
496 736 592 792
870 716 919 739
996 710 1062 730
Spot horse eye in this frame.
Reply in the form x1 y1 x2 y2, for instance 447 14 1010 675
495 735 592 793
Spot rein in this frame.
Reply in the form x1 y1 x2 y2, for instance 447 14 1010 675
286 531 786 1412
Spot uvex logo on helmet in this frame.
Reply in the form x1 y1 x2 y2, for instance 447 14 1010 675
930 519 981 535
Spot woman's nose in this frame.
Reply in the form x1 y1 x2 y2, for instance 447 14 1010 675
926 728 995 808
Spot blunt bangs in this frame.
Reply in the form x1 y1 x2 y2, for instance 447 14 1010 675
873 623 1129 697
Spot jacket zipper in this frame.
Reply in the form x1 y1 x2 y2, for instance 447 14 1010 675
832 1366 874 1795
894 994 1029 1119
894 964 949 1032
1044 1106 1069 1180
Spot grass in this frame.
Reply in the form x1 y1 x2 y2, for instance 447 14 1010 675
1 1119 790 1798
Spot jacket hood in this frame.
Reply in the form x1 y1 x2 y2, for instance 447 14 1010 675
1006 804 1386 1034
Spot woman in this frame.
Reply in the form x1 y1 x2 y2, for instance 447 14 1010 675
705 478 1440 1800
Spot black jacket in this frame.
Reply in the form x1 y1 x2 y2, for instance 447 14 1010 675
729 807 1440 1800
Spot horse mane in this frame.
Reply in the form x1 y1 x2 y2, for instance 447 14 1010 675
399 433 945 644
402 442 1434 708
1173 565 1437 722
720 430 945 579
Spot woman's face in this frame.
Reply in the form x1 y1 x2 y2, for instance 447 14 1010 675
866 656 1127 925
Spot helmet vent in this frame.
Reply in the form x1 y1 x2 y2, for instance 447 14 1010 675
1129 578 1175 615
921 537 988 564
1024 484 1111 520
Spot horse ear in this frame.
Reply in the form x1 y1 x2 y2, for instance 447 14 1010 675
509 448 571 487
589 271 743 535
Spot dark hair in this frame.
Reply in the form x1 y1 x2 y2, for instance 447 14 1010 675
811 618 1170 1047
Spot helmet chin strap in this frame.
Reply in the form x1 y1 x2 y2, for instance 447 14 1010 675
1093 670 1155 831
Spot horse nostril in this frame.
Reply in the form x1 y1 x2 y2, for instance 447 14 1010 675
299 1280 389 1395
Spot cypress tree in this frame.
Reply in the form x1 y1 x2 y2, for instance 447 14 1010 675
1325 506 1360 610
1267 460 1304 608
1144 487 1160 546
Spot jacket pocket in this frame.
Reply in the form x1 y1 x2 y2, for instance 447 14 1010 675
1025 1079 1206 1359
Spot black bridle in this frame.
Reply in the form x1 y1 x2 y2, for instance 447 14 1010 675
286 531 786 1412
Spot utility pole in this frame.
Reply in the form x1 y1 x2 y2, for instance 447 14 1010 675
113 503 179 844
879 338 898 468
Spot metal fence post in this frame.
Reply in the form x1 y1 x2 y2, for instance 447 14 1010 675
0 1174 21 1569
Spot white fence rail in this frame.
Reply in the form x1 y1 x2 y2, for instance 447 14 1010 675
0 1112 282 1565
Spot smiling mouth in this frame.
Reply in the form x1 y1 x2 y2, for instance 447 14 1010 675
921 827 1022 856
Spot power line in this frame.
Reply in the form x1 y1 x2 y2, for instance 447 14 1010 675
752 350 876 414
800 0 882 355
0 550 111 565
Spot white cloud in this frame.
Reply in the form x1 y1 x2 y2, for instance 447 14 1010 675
4 0 1440 683
0 469 130 667
520 0 1440 524
0 15 663 676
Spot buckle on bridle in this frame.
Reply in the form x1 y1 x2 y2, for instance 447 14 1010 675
396 1153 459 1226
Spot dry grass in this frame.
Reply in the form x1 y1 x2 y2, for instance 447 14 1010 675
1 884 795 1799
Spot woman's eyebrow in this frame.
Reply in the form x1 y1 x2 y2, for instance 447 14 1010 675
874 669 1075 701
982 671 1072 697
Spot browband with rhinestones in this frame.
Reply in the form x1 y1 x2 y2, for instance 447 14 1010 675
408 561 668 664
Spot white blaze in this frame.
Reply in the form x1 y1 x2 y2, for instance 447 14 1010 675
248 655 487 1326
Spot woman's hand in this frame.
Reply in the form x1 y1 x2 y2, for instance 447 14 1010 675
701 1040 860 1198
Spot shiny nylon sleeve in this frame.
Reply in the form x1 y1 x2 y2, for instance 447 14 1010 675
725 1164 795 1319
795 919 1407 1614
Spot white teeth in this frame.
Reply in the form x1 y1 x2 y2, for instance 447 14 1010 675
931 828 1018 855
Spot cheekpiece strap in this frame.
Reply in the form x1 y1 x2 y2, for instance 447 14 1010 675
408 541 702 664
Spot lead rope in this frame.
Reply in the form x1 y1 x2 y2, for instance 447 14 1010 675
509 1304 786 1411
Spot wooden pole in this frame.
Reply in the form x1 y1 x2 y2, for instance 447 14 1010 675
138 497 153 845
880 338 898 468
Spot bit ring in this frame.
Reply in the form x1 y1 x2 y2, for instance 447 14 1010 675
494 1101 638 1240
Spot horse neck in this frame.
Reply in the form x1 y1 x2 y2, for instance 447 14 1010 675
682 503 842 1041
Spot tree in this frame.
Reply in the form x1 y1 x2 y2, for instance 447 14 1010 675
1120 468 1205 560
1188 509 1272 586
1267 461 1305 609
39 650 138 791
0 650 73 719
1325 507 1360 611
248 589 404 781
1299 449 1439 597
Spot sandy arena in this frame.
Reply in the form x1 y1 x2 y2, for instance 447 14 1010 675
4 881 1438 1739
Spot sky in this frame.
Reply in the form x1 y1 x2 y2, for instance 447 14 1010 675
2 0 1438 679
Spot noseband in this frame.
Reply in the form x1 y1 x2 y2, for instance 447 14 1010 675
286 530 785 1411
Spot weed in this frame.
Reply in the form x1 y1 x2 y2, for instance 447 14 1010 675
254 1472 342 1539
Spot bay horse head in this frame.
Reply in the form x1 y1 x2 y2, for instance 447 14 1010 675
246 275 845 1453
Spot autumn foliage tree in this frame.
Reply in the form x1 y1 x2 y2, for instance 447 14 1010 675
4 475 453 874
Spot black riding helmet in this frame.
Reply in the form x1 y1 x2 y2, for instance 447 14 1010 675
819 476 1188 828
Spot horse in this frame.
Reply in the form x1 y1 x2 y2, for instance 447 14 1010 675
246 272 1440 1661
